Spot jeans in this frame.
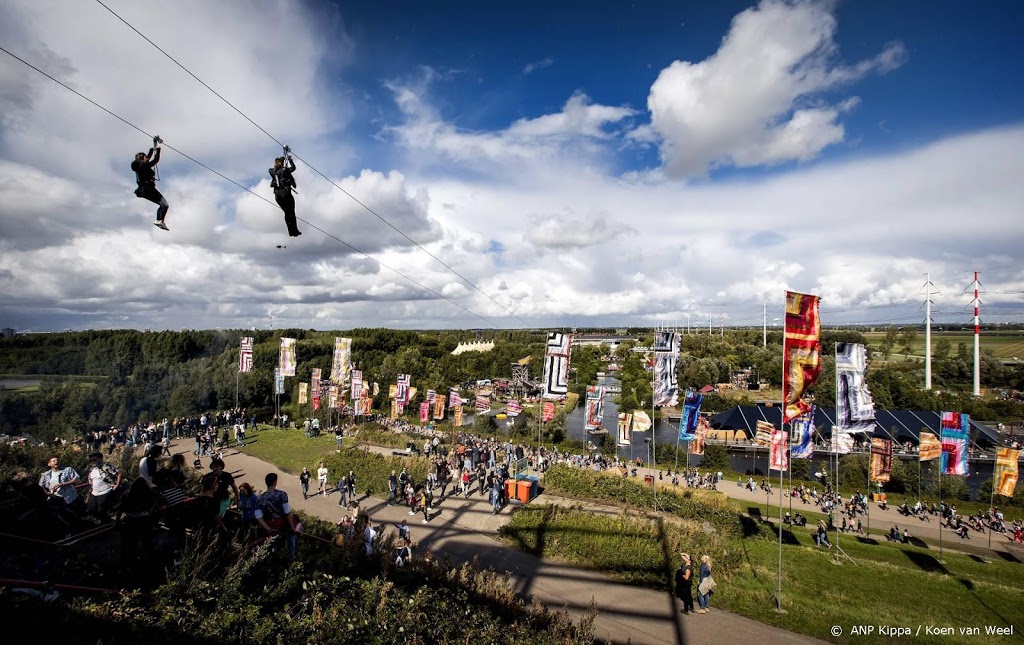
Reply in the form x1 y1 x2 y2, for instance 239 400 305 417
275 189 300 236
697 589 710 609
138 183 169 221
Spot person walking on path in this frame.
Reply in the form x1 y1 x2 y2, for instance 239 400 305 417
317 462 328 497
696 555 715 613
299 467 311 500
676 553 695 615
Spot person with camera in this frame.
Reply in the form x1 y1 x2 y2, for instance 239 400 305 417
132 136 169 230
86 452 123 521
269 146 301 237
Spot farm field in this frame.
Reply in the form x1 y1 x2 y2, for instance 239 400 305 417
862 331 1024 361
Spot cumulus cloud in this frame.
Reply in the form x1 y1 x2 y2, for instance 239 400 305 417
645 0 906 177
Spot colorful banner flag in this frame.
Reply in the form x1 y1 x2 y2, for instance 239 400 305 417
311 368 322 396
420 402 430 423
755 420 773 447
870 438 893 483
426 389 436 404
585 386 605 430
397 374 411 404
331 337 351 384
238 336 253 373
542 401 556 422
433 395 446 420
678 390 702 441
653 331 680 407
390 398 399 420
542 332 572 398
507 399 522 415
454 404 464 427
770 428 789 472
835 343 876 433
782 291 821 423
475 394 490 412
449 389 463 407
830 432 854 454
328 385 339 410
361 390 373 416
690 416 709 455
919 431 941 461
273 368 284 395
632 411 652 432
617 412 632 447
373 382 380 397
298 382 308 405
994 447 1019 497
940 411 970 476
350 369 363 401
279 337 296 376
790 408 815 459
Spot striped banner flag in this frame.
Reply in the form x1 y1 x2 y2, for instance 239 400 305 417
542 401 556 422
397 374 410 404
770 427 789 472
420 402 430 423
238 337 253 373
350 369 363 401
426 389 436 404
782 291 822 423
475 394 490 412
449 389 463 407
311 368 322 396
507 399 522 414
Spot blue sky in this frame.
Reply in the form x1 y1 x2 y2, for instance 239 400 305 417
0 0 1022 331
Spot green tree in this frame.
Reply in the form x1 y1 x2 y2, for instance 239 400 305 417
699 443 729 472
935 337 952 360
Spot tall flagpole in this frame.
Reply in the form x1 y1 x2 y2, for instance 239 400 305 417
777 424 784 612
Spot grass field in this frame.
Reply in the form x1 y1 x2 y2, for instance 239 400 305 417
235 425 337 473
863 331 1024 361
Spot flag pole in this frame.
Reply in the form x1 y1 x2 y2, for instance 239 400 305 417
776 424 784 612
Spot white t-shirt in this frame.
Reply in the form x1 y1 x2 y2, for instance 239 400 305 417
89 465 114 496
317 466 328 481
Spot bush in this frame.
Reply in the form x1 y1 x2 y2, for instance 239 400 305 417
698 444 729 472
321 446 429 498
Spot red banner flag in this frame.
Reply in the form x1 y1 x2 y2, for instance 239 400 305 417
782 291 821 423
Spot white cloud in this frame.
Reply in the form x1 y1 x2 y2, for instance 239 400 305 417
645 0 906 177
522 56 554 75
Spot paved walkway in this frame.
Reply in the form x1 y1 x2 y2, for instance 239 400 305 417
187 441 822 645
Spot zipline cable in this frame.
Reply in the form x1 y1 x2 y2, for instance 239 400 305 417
0 44 501 330
93 0 531 329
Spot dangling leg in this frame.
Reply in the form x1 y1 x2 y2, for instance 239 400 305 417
142 186 169 230
275 191 301 237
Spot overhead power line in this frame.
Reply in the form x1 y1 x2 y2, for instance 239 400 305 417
93 0 530 328
0 44 502 329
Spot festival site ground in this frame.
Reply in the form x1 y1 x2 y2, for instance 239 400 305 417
236 425 1024 644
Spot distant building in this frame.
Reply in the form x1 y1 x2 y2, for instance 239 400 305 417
0 328 15 338
451 340 495 355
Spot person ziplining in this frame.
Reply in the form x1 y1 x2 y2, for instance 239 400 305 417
132 135 170 230
270 146 301 237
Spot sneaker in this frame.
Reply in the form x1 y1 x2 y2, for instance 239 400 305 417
154 221 168 230
408 511 415 516
422 519 428 524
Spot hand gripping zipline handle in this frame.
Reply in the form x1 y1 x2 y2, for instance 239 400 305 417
153 135 163 146
283 144 291 156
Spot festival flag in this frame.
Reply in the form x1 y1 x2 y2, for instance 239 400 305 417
279 337 297 376
830 432 854 454
617 412 632 447
632 411 652 433
790 408 816 459
994 447 1019 497
475 394 490 412
835 343 876 433
361 390 373 416
397 374 411 404
919 431 941 461
869 438 893 483
328 385 339 410
653 331 680 407
542 401 556 422
754 420 773 447
690 416 709 455
678 390 702 441
585 386 605 430
273 368 284 395
298 382 308 405
238 336 253 373
426 389 436 404
454 404 464 427
770 428 789 472
350 369 363 401
373 382 380 396
940 411 970 476
507 399 522 415
311 368 321 411
389 384 398 399
782 291 821 423
542 332 572 398
420 402 430 423
449 389 463 407
330 337 351 384
390 398 399 420
433 395 446 420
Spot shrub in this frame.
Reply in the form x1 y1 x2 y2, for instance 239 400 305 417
320 446 428 498
698 444 729 472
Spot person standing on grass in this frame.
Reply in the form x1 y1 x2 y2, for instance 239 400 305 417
676 553 695 615
317 462 328 497
696 555 714 613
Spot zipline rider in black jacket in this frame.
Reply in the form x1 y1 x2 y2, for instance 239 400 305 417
270 152 301 237
132 137 170 230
